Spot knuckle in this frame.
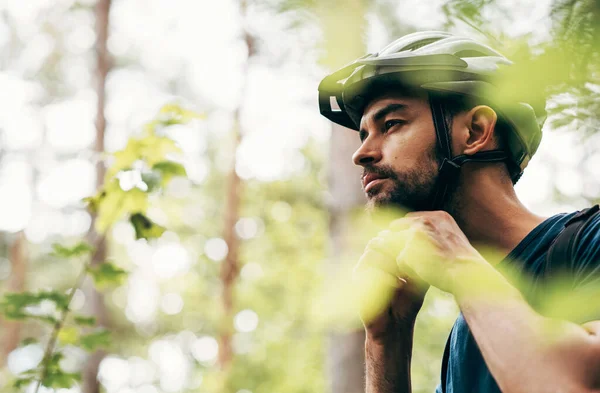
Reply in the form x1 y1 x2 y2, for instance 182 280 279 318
421 218 434 229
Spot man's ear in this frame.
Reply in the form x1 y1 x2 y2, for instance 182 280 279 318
463 105 498 155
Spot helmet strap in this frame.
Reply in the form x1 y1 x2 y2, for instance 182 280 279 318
428 94 509 210
429 94 456 210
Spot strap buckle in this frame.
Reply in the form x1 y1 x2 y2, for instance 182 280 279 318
438 158 461 177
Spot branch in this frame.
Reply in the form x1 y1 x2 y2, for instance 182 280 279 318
33 257 91 393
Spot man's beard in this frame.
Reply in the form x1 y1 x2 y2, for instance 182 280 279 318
364 152 440 212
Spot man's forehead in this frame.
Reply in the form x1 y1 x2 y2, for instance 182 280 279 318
360 92 427 126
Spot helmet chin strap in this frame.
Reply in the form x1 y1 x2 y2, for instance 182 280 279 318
428 94 509 210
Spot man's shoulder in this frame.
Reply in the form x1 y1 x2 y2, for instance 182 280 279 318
539 207 600 267
573 206 600 268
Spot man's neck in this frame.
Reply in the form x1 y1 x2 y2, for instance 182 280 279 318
446 167 547 260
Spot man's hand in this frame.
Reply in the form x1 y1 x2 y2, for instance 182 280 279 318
353 230 429 340
370 211 491 295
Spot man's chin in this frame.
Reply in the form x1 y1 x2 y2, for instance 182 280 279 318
367 194 406 212
365 190 422 213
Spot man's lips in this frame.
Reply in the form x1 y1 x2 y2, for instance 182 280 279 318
362 173 388 190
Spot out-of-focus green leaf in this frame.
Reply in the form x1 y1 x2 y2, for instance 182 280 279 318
73 315 97 326
130 212 166 240
79 330 111 352
140 134 181 167
159 103 205 122
57 326 79 345
87 262 128 289
43 371 81 389
41 353 81 389
107 138 144 180
13 376 36 389
152 161 187 185
20 337 38 346
94 180 149 233
83 190 105 214
106 133 182 181
141 171 162 192
51 242 94 259
0 291 70 321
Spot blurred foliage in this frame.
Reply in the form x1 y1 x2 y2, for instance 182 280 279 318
86 262 128 290
267 0 371 66
0 104 197 392
13 353 81 391
86 104 197 234
443 0 600 136
2 1 600 393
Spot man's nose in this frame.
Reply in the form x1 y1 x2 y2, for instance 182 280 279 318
352 140 382 167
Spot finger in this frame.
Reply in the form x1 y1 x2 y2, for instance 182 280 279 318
396 228 438 276
371 230 413 258
353 263 404 289
396 257 428 290
404 211 440 218
389 217 421 232
356 247 399 277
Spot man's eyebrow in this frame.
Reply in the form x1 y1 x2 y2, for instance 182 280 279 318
373 103 408 122
359 103 409 133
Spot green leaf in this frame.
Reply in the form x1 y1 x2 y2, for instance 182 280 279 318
43 371 81 389
130 213 166 240
87 262 128 289
51 242 94 258
43 356 81 388
73 315 96 326
139 134 181 167
19 352 82 389
141 171 162 192
94 180 149 233
83 190 106 214
152 161 187 185
79 330 111 352
106 133 181 181
107 138 144 179
57 327 79 345
0 291 70 321
13 376 35 389
20 337 38 346
159 103 205 123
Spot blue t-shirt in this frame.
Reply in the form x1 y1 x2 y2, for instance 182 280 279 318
436 211 600 393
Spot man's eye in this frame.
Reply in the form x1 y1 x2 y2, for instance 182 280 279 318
384 120 404 131
359 131 368 142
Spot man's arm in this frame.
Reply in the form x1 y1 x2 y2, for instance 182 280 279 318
354 245 429 393
455 264 600 393
365 321 416 393
373 211 600 393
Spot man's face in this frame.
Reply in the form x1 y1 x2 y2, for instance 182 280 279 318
353 91 440 212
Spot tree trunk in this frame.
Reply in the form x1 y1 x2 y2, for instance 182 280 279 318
83 0 111 391
0 231 28 368
326 124 366 393
218 0 253 381
218 112 243 369
318 2 369 392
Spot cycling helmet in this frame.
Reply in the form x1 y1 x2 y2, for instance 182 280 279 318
318 31 546 209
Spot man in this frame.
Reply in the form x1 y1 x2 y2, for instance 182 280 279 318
318 31 600 393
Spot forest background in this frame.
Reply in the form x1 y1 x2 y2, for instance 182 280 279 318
0 0 599 392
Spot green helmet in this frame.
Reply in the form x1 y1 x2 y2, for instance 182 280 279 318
318 31 546 208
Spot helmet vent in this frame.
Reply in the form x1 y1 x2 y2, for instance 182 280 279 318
454 49 486 58
403 38 442 51
329 96 341 112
